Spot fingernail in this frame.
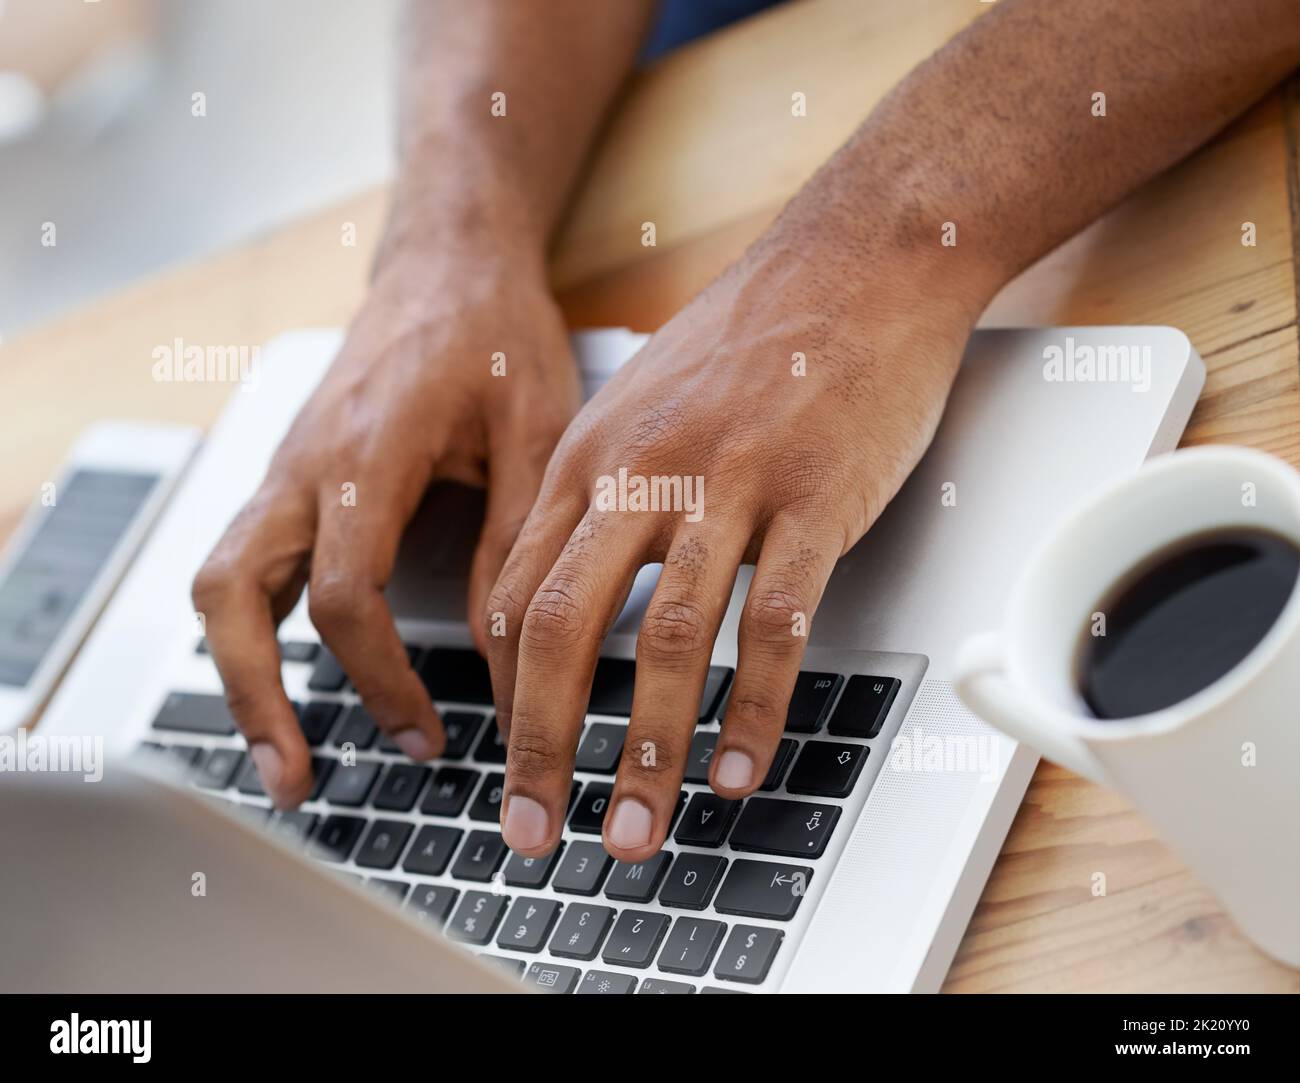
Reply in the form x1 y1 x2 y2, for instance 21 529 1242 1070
503 794 549 851
716 749 755 791
394 729 435 760
250 743 283 794
608 798 653 851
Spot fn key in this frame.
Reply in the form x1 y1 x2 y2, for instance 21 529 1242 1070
827 675 900 739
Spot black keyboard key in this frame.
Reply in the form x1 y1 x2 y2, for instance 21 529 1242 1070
151 692 236 736
279 640 319 664
574 723 626 774
450 830 508 882
496 896 561 953
673 792 740 848
371 763 430 812
441 711 485 760
503 844 564 889
568 783 612 834
481 954 526 979
587 657 636 716
195 747 244 789
446 891 509 945
714 925 783 984
308 756 334 800
307 649 348 692
354 819 414 870
268 809 317 847
195 637 210 655
549 903 615 960
697 666 733 723
235 756 268 797
299 700 341 745
468 772 505 822
828 675 900 739
577 969 637 994
321 760 381 807
367 877 410 903
601 910 670 969
311 815 366 863
406 883 459 926
246 754 331 799
684 731 717 784
167 743 204 768
379 710 484 758
333 704 378 750
604 852 672 903
234 802 271 825
402 825 463 876
658 917 727 976
472 724 508 765
784 671 843 732
524 961 581 994
588 658 732 725
729 797 839 858
639 978 696 994
420 767 479 817
760 738 798 791
786 740 868 797
658 853 727 910
714 859 811 921
552 840 614 895
418 647 494 705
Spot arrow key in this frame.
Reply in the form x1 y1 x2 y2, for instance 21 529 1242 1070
785 741 868 798
728 797 840 858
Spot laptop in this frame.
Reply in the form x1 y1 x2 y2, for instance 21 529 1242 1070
4 325 1204 993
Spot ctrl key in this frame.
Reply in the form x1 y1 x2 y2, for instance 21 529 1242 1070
714 925 783 985
524 961 581 994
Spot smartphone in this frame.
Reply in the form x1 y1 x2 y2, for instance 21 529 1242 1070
0 421 200 732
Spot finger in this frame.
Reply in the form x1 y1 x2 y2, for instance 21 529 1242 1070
482 489 589 738
500 511 653 856
712 515 839 798
468 432 552 659
310 478 444 759
605 525 746 862
192 493 315 808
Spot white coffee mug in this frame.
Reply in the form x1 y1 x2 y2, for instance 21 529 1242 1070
953 445 1300 967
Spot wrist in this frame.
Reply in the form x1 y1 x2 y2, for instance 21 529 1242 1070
747 154 1011 344
375 170 549 285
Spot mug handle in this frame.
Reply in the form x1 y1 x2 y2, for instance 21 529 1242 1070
954 631 1112 787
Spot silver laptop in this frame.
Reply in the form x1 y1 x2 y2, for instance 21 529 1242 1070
5 325 1203 993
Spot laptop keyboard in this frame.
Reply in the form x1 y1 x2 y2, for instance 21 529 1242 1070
142 640 913 993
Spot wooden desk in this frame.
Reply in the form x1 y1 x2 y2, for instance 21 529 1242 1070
2 0 1297 991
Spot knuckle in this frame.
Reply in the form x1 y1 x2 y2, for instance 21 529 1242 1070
520 575 589 651
621 723 680 776
507 729 567 783
484 579 527 642
723 693 784 732
191 555 239 611
308 570 365 631
742 586 808 647
638 599 712 666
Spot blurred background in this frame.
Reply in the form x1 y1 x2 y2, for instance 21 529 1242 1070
0 0 400 335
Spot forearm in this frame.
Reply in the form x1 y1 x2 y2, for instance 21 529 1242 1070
759 0 1300 334
379 0 656 274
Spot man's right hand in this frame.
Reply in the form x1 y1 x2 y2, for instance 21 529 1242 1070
192 248 580 808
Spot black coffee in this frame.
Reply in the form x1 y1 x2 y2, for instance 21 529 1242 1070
1079 528 1300 719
